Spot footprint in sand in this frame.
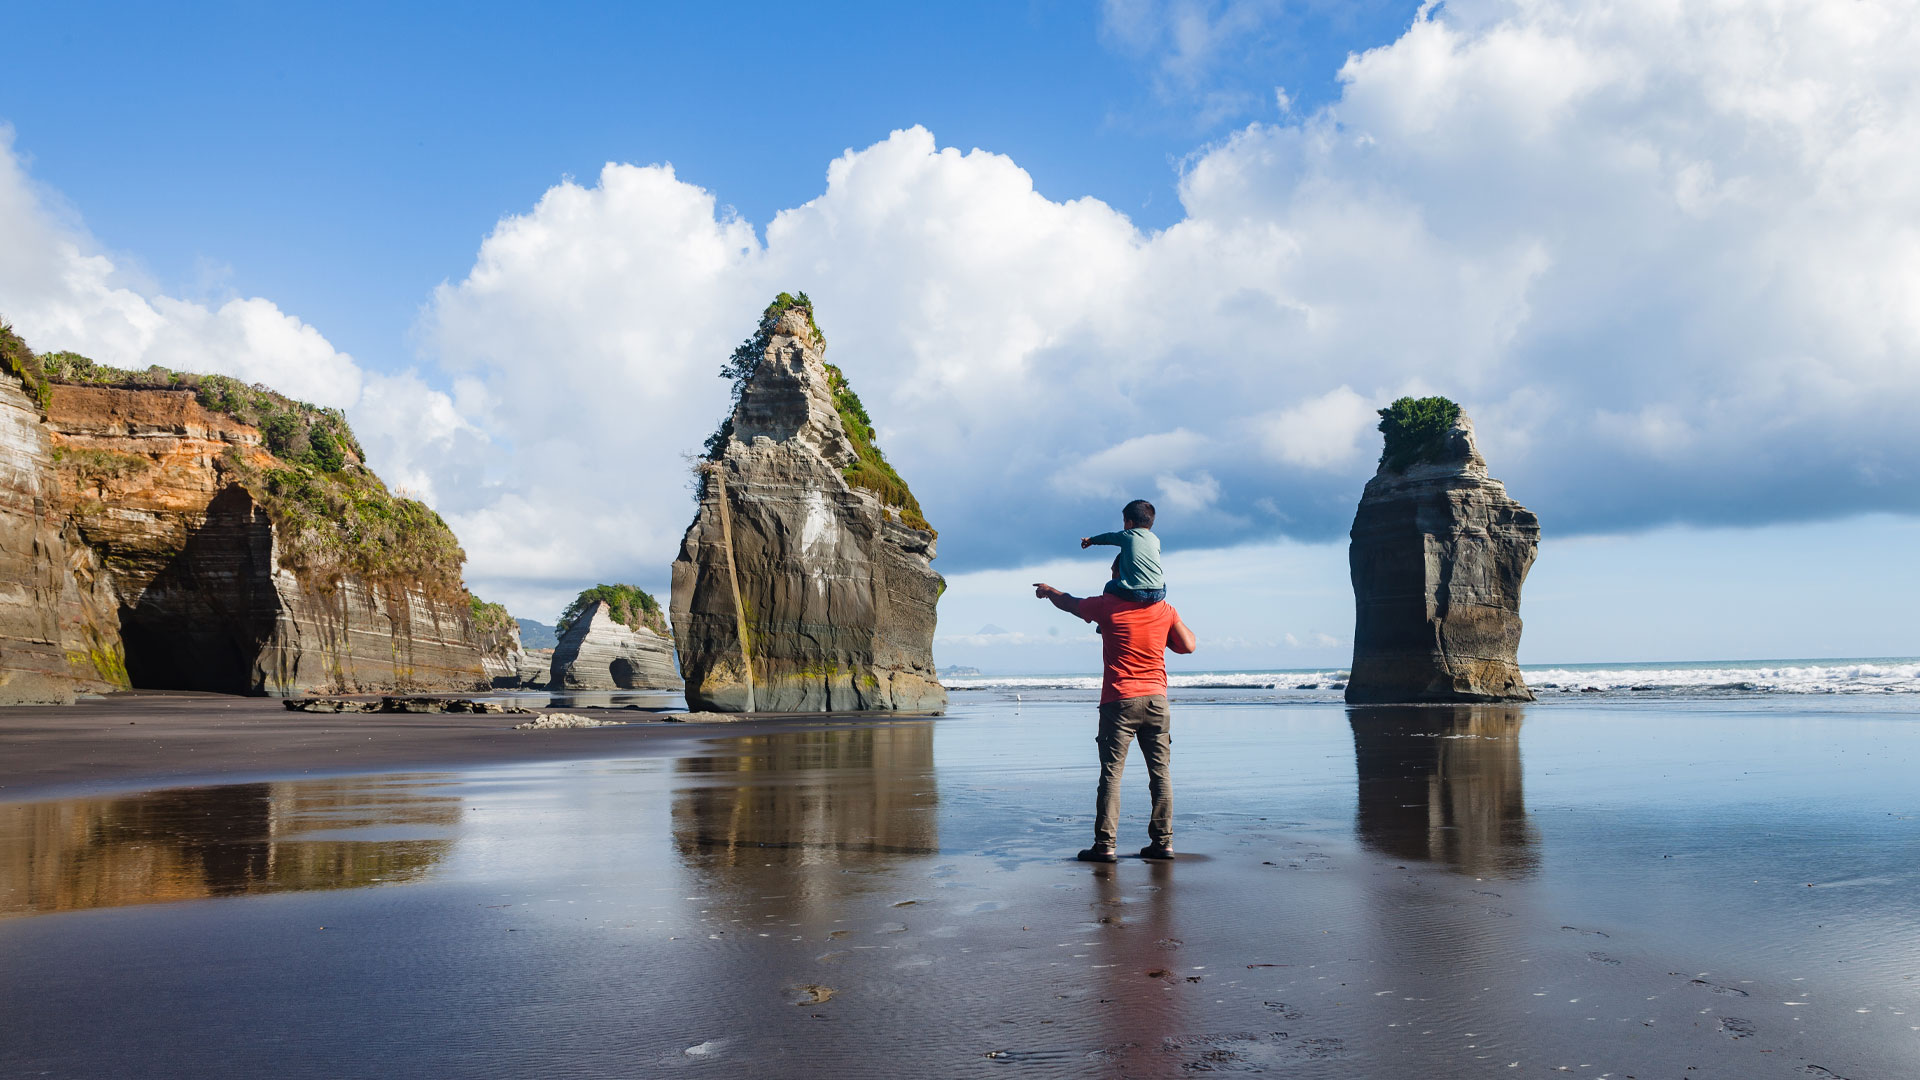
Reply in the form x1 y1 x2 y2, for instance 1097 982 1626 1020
1586 952 1622 966
1689 978 1750 997
1719 1016 1755 1039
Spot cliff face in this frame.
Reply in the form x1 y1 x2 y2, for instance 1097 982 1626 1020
0 376 120 704
670 302 945 713
0 362 493 700
547 600 680 691
1346 413 1538 704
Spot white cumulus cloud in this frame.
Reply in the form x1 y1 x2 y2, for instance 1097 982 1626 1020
8 0 1920 634
0 128 365 408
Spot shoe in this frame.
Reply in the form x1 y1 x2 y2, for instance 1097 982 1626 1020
1077 847 1119 863
1139 844 1176 861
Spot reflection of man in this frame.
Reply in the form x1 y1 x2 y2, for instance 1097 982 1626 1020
1032 581 1198 862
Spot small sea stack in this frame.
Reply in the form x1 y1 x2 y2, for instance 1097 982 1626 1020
669 293 945 713
1346 397 1539 704
546 587 679 691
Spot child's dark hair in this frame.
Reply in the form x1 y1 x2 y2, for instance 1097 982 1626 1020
1123 499 1155 528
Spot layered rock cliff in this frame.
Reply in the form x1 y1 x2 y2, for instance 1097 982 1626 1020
670 294 945 713
547 599 680 691
0 327 502 700
0 348 120 704
1346 399 1538 704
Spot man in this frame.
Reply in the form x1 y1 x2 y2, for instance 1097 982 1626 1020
1032 577 1197 863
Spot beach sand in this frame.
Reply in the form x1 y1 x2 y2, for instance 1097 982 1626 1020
0 691 857 803
2 694 1917 1077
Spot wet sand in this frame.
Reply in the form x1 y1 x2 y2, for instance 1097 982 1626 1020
0 691 869 803
2 696 1918 1077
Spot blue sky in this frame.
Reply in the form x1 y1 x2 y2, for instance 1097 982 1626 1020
3 1 1416 370
3 1 1916 669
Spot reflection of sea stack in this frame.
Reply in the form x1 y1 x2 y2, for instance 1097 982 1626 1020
669 294 945 713
1350 705 1536 876
1346 398 1538 703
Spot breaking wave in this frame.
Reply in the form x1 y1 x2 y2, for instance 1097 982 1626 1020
944 659 1920 698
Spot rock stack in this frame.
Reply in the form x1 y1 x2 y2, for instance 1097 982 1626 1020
547 600 680 691
1346 400 1538 704
669 296 945 713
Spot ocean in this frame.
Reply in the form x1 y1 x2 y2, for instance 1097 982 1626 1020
944 656 1920 701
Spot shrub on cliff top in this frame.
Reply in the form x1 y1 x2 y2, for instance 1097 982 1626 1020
558 584 667 637
0 321 51 410
1376 395 1463 473
705 291 824 459
470 595 514 635
40 350 365 473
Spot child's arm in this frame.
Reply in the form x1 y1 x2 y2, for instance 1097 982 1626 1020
1082 531 1128 549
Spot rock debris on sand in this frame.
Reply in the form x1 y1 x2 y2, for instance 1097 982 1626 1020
513 713 620 730
287 696 531 715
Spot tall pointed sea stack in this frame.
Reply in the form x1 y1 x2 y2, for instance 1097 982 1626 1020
670 294 945 713
1346 397 1538 704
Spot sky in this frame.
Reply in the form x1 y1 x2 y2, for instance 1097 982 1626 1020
2 0 1916 671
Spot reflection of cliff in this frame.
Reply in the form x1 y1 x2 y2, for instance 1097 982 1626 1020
0 776 459 917
1349 705 1536 877
672 723 938 869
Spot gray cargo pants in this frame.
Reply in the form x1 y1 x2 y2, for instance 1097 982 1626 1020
1094 693 1172 849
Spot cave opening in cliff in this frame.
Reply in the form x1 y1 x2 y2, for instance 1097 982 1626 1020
120 486 280 693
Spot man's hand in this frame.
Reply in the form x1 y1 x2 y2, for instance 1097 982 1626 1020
1079 537 1093 549
1032 583 1081 614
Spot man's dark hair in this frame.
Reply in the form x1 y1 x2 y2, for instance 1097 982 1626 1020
1123 499 1155 528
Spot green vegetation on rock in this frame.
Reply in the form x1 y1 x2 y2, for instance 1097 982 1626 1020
40 350 366 472
51 446 151 483
229 455 468 596
0 320 51 411
706 291 825 459
470 595 514 636
706 292 933 535
1376 395 1463 473
823 362 933 535
558 583 668 636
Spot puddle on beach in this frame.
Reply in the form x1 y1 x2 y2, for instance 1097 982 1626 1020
2 700 1919 1078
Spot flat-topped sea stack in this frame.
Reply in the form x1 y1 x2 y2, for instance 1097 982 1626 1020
670 294 945 713
1346 397 1539 704
0 324 510 702
547 588 679 691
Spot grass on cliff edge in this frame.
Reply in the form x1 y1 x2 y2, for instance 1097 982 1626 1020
0 321 51 410
1377 395 1462 473
557 584 668 637
228 455 469 598
705 292 934 536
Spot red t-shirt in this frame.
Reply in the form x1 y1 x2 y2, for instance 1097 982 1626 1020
1075 594 1182 705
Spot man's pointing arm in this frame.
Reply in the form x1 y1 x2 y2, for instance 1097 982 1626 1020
1033 583 1082 615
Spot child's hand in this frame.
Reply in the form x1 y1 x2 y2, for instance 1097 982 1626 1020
1079 537 1092 549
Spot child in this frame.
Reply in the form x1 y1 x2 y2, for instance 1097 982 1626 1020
1081 499 1165 603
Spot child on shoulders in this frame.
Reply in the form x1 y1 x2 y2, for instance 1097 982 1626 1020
1081 499 1165 603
